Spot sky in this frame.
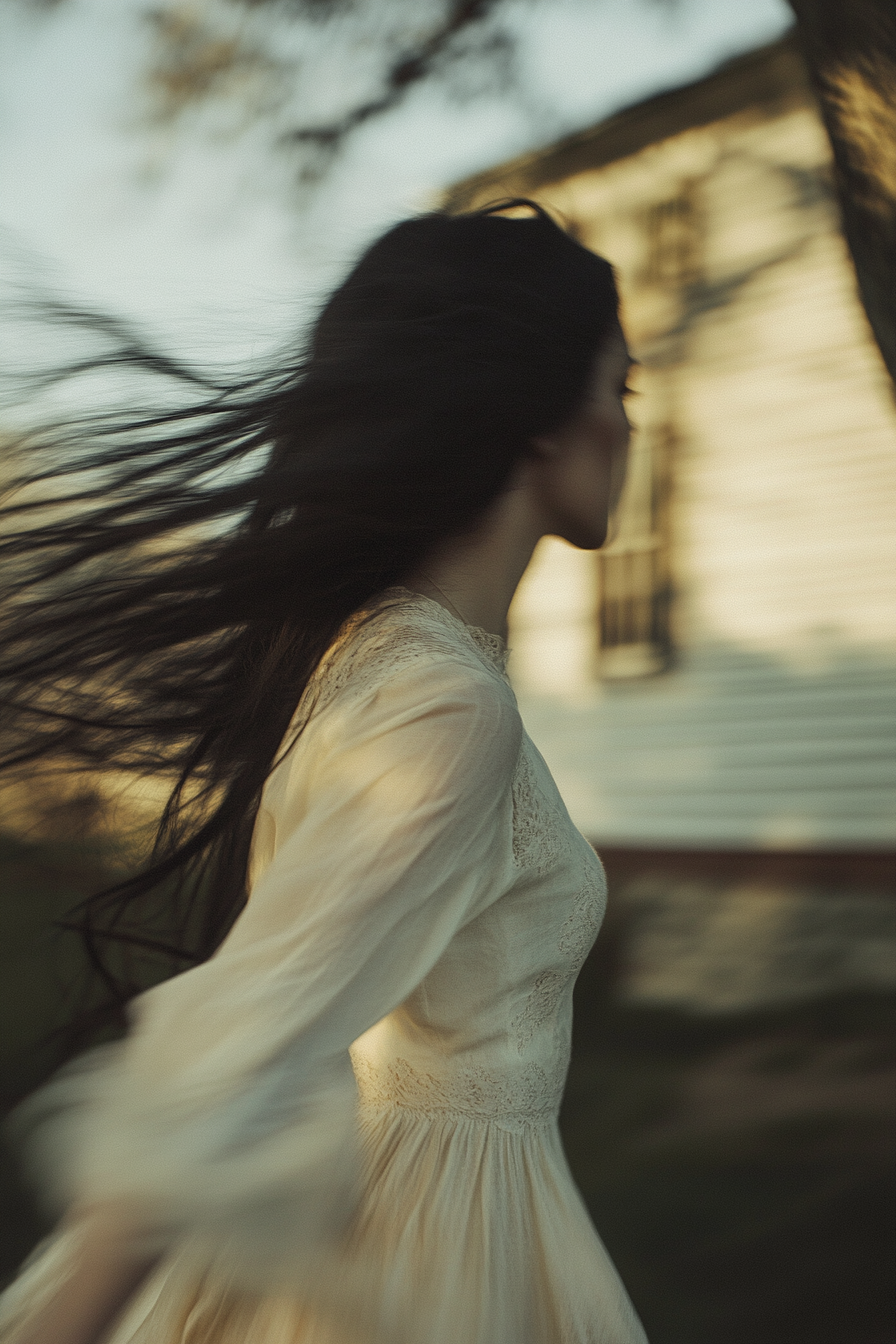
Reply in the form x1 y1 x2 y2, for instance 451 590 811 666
0 0 794 363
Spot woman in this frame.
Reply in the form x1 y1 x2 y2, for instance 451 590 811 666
0 202 646 1344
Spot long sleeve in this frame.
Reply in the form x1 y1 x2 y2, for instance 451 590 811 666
23 650 522 1290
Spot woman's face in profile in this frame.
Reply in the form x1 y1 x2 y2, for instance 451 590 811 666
531 328 634 550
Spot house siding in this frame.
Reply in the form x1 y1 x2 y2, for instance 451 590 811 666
452 40 896 851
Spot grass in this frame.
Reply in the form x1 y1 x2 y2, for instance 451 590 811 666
561 960 896 1344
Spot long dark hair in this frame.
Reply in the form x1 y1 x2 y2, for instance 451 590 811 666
0 201 619 1040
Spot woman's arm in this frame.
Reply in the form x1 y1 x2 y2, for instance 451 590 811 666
6 1205 158 1344
7 654 520 1315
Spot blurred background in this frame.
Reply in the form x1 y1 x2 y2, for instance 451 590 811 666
1 3 894 1341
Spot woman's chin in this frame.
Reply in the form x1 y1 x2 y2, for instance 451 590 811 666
553 518 609 551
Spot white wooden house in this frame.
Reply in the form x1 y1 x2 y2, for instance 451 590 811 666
446 37 896 1007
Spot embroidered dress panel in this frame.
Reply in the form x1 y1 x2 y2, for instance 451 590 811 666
0 588 647 1344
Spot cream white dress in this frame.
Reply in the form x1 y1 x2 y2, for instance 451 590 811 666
0 589 648 1344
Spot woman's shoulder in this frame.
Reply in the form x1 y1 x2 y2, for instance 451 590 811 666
265 591 521 820
307 588 515 721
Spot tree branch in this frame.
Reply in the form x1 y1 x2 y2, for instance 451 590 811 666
281 0 504 156
787 0 896 390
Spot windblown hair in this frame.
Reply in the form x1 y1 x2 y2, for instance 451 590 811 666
0 201 619 1039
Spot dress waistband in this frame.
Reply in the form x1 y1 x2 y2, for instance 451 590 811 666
350 1050 564 1133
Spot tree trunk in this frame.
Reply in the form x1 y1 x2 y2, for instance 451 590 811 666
787 0 896 391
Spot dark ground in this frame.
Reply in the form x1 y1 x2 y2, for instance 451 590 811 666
564 955 895 1344
1 830 894 1342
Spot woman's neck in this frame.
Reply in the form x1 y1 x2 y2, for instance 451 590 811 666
402 469 545 640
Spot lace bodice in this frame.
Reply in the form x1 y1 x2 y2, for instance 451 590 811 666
343 589 607 1133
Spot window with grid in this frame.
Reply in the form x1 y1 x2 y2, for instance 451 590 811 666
595 189 699 679
596 420 674 679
